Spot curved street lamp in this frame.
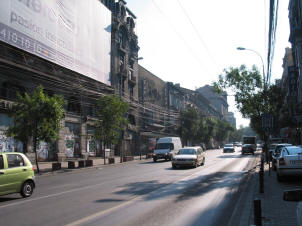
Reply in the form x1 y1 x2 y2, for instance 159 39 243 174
236 47 266 86
237 47 270 165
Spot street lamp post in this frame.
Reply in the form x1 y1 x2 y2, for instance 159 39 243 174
237 47 266 85
237 46 270 166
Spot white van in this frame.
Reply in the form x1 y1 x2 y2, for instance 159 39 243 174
153 137 182 162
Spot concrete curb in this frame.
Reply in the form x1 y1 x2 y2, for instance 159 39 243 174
34 156 150 177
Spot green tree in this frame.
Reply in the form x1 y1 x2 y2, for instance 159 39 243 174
6 85 65 173
214 119 234 145
179 106 200 146
203 117 218 147
95 94 129 162
213 65 284 136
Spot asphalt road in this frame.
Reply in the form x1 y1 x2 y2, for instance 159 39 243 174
0 148 258 226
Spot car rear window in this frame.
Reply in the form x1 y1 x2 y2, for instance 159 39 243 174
0 155 3 169
286 147 302 155
178 149 196 155
7 154 25 168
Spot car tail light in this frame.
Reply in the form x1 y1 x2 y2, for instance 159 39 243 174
279 158 286 165
32 166 35 171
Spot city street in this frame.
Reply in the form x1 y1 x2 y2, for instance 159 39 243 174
0 148 258 226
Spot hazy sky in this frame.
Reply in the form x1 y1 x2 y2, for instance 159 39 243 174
125 0 290 128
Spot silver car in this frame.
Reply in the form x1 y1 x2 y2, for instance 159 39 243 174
223 144 235 153
172 147 205 168
276 146 302 182
271 143 292 170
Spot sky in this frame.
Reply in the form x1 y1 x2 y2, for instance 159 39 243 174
125 0 291 129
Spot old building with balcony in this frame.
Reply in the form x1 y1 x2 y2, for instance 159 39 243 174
101 0 140 156
138 65 180 155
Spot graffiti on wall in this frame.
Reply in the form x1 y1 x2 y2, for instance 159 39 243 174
65 134 75 158
0 130 23 152
37 141 49 161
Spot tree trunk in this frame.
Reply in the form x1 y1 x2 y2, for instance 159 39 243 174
103 138 106 165
33 132 40 174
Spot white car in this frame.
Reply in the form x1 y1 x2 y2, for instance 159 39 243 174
171 146 205 168
223 144 235 153
276 146 302 182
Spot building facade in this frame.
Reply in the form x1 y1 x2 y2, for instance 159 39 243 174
227 112 236 128
138 65 181 155
196 85 228 120
0 1 115 161
101 0 140 157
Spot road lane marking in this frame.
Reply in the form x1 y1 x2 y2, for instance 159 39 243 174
0 182 108 209
66 196 141 226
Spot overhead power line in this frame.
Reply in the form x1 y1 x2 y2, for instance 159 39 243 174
150 0 214 77
176 0 221 71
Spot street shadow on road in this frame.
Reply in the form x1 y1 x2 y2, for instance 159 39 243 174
114 180 171 197
114 169 245 203
0 196 21 202
139 160 170 164
95 198 125 203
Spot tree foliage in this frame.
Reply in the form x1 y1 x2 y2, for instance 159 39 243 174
6 85 65 173
95 94 129 150
213 64 284 136
228 126 257 142
178 106 234 147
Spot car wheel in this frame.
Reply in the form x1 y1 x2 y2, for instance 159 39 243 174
193 161 198 168
153 157 157 162
21 181 34 198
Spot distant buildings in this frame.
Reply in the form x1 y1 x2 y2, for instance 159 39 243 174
228 112 236 128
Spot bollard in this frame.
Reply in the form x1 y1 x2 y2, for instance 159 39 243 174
254 199 262 226
259 169 264 193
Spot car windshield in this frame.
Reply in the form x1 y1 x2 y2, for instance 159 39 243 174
224 144 233 147
155 143 172 149
178 149 196 155
286 147 302 155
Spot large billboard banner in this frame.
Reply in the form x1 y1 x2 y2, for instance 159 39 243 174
0 0 111 85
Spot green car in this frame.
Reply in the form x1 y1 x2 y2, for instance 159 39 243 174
0 152 35 197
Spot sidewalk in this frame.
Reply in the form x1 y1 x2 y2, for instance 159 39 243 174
33 155 147 176
235 154 301 226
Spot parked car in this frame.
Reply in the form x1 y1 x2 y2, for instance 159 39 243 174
241 144 255 155
171 146 205 168
271 143 292 170
223 144 235 153
153 137 182 162
276 146 302 182
0 152 35 197
268 143 278 160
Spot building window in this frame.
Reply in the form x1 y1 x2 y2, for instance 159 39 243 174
128 58 134 69
129 85 134 100
128 114 135 125
119 54 125 71
1 82 25 100
118 31 123 46
67 96 81 114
